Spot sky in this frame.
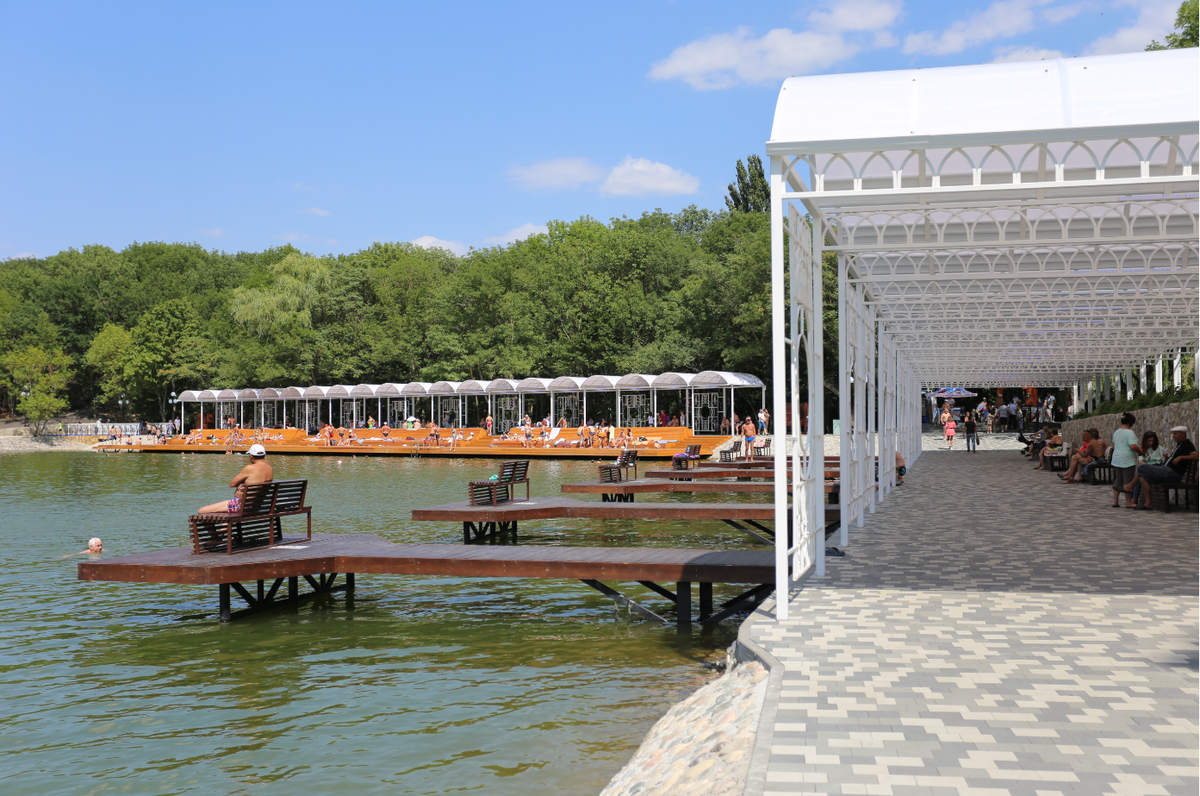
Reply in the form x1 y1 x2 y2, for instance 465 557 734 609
0 0 1184 259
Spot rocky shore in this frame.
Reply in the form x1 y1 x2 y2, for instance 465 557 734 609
0 436 96 453
600 656 768 796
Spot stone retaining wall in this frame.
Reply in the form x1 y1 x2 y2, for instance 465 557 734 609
599 656 769 796
1061 399 1200 449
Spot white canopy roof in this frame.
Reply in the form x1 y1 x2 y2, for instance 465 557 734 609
615 373 658 390
179 390 200 401
458 379 491 393
429 381 462 395
651 372 697 388
350 384 382 397
548 376 586 391
770 49 1198 387
302 386 333 398
770 50 1198 154
581 375 620 391
279 386 305 399
402 382 433 396
486 379 519 394
693 371 766 388
235 388 258 401
515 377 553 393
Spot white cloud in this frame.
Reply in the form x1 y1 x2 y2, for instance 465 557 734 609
412 235 467 256
992 45 1065 62
1086 0 1177 55
274 232 337 245
808 0 903 32
301 207 331 216
903 0 1053 56
480 223 548 247
10 252 39 259
598 156 700 197
1042 2 1088 24
200 228 225 239
508 157 605 191
648 26 860 89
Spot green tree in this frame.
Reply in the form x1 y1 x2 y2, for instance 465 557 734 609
129 300 212 419
1147 0 1198 49
85 323 135 408
725 154 769 213
2 346 74 435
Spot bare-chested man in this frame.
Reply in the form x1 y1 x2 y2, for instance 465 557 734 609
197 444 273 514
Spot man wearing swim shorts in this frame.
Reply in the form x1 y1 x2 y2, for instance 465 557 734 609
197 444 273 515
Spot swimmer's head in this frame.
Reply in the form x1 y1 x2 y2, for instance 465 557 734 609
88 538 103 552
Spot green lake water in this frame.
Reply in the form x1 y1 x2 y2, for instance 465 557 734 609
0 451 767 795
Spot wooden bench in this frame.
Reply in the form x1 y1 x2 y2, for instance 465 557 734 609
468 460 531 506
188 479 312 555
599 449 638 483
671 444 703 470
719 440 742 463
1045 443 1071 472
751 437 773 459
1150 462 1198 513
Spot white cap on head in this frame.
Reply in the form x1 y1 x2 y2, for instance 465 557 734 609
1169 426 1188 433
247 444 267 457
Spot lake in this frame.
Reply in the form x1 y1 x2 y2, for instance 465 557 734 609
0 451 766 795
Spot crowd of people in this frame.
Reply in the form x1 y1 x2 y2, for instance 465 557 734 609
1023 414 1196 510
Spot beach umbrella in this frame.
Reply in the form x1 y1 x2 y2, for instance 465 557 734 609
932 387 977 398
407 416 419 422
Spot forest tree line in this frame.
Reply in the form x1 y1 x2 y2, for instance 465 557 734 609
1 185 839 426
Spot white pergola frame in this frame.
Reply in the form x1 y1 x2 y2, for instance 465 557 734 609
770 50 1199 619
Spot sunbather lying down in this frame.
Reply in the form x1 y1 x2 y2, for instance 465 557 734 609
653 439 678 448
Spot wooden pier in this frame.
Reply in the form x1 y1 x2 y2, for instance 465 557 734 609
78 533 774 627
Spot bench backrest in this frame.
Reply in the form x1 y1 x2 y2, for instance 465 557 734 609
498 460 530 483
685 444 701 457
617 449 637 466
272 479 309 512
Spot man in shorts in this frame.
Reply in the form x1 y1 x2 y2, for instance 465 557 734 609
1129 426 1197 510
197 444 273 515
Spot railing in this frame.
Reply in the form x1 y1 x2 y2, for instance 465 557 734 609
55 423 145 437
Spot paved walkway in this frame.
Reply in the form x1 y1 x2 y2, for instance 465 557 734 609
749 448 1198 795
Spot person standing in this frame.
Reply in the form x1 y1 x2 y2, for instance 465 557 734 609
741 416 756 461
1110 413 1140 508
944 415 957 449
964 413 978 452
996 401 1009 432
762 408 770 435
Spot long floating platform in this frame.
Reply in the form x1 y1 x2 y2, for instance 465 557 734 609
78 533 775 626
410 495 834 547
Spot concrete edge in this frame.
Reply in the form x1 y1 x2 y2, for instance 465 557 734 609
734 595 785 796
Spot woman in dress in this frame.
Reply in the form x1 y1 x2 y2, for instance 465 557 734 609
944 415 957 449
1109 413 1140 508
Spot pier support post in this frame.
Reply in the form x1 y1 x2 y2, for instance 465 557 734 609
676 581 692 627
219 583 231 622
346 573 355 591
699 583 712 621
288 576 298 604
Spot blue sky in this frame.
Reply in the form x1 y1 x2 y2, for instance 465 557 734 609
0 0 1181 259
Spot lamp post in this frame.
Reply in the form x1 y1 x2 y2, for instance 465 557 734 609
169 392 177 436
118 394 128 422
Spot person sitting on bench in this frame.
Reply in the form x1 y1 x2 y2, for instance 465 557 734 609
197 444 273 515
1127 426 1197 510
1059 429 1103 483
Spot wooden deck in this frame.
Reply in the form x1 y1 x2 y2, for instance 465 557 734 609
96 427 729 461
78 533 774 626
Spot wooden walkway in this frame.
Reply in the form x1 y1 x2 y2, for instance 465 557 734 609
78 533 774 626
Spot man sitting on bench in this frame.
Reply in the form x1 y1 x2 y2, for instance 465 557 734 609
197 444 274 515
1128 426 1197 510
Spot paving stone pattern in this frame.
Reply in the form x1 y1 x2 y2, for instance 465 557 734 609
750 448 1198 795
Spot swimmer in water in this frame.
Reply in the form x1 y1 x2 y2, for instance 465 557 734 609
63 537 103 557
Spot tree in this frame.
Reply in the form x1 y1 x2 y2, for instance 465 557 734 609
85 323 135 408
2 346 73 435
725 154 769 213
128 300 212 419
1147 0 1198 49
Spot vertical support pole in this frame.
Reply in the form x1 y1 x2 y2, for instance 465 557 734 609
289 576 298 603
346 573 355 590
812 207 826 579
770 155 792 618
1140 361 1148 395
219 583 231 622
699 582 712 620
583 392 588 424
838 253 850 546
868 317 878 515
1126 366 1134 400
676 581 692 627
257 579 264 603
1156 354 1164 393
1173 349 1183 390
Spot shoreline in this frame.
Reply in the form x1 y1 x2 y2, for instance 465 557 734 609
0 436 98 453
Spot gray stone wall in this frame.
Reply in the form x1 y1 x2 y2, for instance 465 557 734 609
1061 399 1200 449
